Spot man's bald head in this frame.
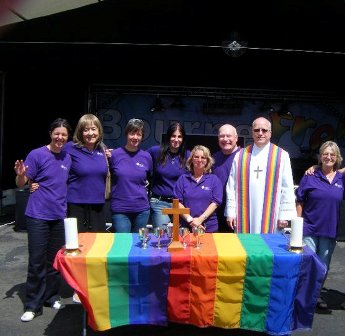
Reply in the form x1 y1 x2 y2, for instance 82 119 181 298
252 117 272 148
218 124 238 155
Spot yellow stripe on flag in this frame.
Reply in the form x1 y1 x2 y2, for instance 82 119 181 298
213 233 247 328
86 233 114 330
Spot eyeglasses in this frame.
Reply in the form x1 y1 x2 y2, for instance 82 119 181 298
322 153 336 158
253 128 270 133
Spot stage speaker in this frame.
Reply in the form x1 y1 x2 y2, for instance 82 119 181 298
15 188 29 232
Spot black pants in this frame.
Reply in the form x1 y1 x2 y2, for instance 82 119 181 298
68 203 108 233
25 216 64 312
216 203 234 233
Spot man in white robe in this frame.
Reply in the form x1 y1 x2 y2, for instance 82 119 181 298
225 117 296 233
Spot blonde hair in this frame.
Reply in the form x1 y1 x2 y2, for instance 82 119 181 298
318 141 343 170
186 145 214 174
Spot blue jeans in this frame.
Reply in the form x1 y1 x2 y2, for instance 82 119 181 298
112 210 150 233
303 236 336 271
150 197 172 228
25 216 65 312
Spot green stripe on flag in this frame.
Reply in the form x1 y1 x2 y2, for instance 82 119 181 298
237 234 273 331
107 233 133 327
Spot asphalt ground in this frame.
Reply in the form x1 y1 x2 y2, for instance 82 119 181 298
1 204 345 336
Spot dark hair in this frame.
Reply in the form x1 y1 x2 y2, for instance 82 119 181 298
125 118 145 137
49 118 72 136
73 114 105 149
158 122 187 167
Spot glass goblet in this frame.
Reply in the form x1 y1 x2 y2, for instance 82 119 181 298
165 223 174 245
139 227 150 249
197 226 205 244
192 226 201 249
138 228 145 247
143 228 151 249
154 227 165 249
179 227 190 248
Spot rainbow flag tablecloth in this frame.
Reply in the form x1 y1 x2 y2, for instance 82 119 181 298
54 233 326 335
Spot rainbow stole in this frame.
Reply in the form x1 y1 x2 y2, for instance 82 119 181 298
236 143 282 233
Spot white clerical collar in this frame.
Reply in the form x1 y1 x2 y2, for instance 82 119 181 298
252 142 270 155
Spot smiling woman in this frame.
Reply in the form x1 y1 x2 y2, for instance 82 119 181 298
296 140 344 313
109 118 153 233
64 113 109 233
174 145 223 233
147 122 190 228
124 118 145 152
13 118 72 322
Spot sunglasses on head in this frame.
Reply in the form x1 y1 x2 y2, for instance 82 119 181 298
253 128 270 133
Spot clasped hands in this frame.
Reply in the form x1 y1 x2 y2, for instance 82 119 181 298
187 216 206 231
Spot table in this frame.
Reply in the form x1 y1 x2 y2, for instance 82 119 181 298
54 233 326 335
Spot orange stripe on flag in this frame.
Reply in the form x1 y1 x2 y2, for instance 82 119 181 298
189 234 218 326
64 233 97 329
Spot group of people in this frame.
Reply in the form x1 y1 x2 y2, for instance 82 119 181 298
14 114 113 321
108 119 240 234
14 114 345 321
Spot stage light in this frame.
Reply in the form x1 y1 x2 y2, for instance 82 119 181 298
278 102 293 116
150 95 165 112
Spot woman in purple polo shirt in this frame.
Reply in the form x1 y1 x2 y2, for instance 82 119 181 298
29 114 110 304
296 141 345 313
14 118 72 322
147 122 190 228
30 114 111 233
109 118 153 232
174 145 223 233
64 114 110 233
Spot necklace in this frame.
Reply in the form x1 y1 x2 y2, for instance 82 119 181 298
168 151 178 165
170 154 177 165
193 175 203 183
324 170 336 182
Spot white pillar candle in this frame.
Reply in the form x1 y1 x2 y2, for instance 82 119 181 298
290 217 304 247
64 218 79 249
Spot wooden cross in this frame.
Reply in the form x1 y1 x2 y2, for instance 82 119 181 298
254 165 263 179
162 199 190 252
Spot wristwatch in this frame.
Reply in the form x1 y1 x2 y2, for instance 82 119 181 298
201 214 207 220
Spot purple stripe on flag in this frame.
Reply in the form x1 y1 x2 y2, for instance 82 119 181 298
292 244 326 330
128 234 171 325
